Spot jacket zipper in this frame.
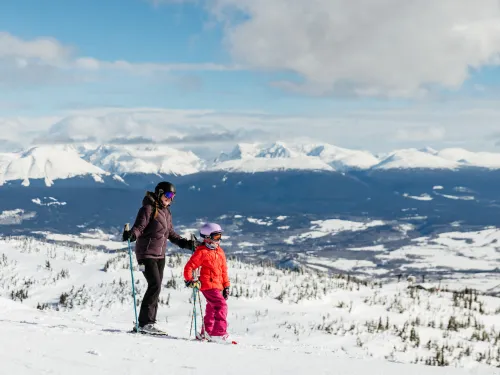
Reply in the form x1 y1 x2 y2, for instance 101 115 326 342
210 249 216 282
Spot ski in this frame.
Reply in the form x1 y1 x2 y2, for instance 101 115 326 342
131 330 237 344
127 329 193 341
195 333 237 345
209 339 238 345
129 329 169 337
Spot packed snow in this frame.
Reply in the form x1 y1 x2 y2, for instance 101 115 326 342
247 217 273 226
32 197 67 206
0 209 37 225
377 228 500 271
284 219 386 244
348 244 386 252
437 194 475 201
32 229 125 250
0 234 500 374
403 193 433 201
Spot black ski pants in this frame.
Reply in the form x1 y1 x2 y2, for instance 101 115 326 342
138 257 165 327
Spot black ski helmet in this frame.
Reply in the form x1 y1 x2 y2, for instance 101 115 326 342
155 181 176 198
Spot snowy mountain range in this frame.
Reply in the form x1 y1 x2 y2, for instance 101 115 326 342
2 141 500 186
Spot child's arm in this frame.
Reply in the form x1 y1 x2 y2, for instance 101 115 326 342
183 249 204 281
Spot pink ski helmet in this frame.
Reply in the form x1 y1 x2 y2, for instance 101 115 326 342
199 222 223 240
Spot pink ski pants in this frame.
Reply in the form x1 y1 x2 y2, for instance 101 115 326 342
201 288 228 336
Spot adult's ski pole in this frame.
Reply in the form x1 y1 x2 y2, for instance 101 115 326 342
125 223 139 333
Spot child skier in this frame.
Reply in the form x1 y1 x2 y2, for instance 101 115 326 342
184 222 233 344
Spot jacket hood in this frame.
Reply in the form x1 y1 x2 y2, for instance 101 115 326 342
142 191 158 207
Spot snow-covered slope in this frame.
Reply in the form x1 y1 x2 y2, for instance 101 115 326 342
211 142 334 172
0 145 109 186
302 143 380 170
372 149 460 170
210 156 334 172
437 148 500 169
0 152 16 178
1 233 500 373
3 296 491 375
82 144 204 175
215 143 263 163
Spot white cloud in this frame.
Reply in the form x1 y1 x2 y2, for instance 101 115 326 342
73 57 239 73
0 32 71 63
207 0 500 98
0 32 239 86
394 126 446 142
2 102 500 155
28 108 271 147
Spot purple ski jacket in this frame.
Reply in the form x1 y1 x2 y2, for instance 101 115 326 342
130 191 189 261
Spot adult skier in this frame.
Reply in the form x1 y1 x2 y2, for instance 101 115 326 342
122 181 198 335
183 222 233 344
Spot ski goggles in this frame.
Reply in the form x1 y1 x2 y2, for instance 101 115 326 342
202 232 222 241
164 191 175 199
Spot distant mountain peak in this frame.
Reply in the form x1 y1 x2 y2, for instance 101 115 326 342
0 144 108 186
81 144 205 176
372 148 460 170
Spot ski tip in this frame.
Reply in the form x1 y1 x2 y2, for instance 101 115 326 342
232 341 238 345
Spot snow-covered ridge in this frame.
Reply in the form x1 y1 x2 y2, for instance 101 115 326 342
210 142 500 172
371 148 460 170
2 142 500 185
210 141 379 172
81 144 205 176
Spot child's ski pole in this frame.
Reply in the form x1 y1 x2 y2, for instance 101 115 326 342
189 234 205 339
193 284 198 336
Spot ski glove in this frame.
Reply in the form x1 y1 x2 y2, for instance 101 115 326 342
185 280 201 289
222 287 230 300
122 230 136 242
186 237 202 251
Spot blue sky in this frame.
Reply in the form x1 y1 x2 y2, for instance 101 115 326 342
1 0 331 117
1 0 500 153
0 0 259 113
